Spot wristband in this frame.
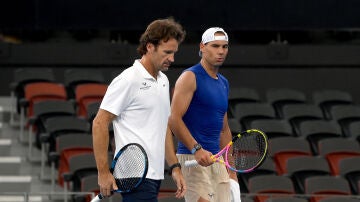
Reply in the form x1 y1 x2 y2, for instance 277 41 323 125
169 163 181 175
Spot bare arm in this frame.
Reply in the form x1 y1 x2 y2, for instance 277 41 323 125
220 113 238 181
165 126 186 198
92 109 117 196
168 71 213 166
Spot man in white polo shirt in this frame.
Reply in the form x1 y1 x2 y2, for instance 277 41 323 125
92 18 186 202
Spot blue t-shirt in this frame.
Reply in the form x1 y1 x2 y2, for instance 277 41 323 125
177 63 229 154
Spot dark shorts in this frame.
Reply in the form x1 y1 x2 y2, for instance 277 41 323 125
121 178 161 202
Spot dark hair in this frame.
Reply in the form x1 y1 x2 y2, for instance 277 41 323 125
137 17 186 55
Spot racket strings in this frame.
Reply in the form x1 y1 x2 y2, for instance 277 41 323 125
112 145 147 190
231 131 267 171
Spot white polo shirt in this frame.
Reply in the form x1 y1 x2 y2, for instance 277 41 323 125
100 60 170 180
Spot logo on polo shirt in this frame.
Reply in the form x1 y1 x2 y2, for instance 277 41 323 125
140 81 151 90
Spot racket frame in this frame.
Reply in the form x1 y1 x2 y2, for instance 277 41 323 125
223 129 268 173
95 143 149 201
111 143 149 193
185 129 268 173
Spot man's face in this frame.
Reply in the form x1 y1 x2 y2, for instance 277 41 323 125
201 33 229 67
148 38 179 72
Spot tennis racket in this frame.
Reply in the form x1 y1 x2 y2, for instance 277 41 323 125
185 129 268 173
91 143 148 202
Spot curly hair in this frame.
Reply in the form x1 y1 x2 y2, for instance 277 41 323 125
137 17 186 55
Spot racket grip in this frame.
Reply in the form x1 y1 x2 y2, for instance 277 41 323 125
91 190 115 201
90 194 102 202
184 159 199 167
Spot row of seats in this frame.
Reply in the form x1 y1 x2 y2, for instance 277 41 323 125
228 87 354 119
8 68 360 201
227 87 360 201
8 68 109 201
8 68 181 201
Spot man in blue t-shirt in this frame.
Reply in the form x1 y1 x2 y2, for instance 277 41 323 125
169 27 240 202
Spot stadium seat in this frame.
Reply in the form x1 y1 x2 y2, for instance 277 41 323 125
268 137 312 175
63 68 106 99
345 120 360 141
317 138 360 176
304 176 351 202
238 157 277 193
86 101 101 123
26 100 76 163
48 133 93 192
338 157 360 194
42 116 91 150
285 156 331 194
249 119 294 138
233 103 276 129
297 120 343 155
265 88 307 118
9 68 55 126
19 82 67 143
62 152 97 191
329 105 360 134
312 89 353 120
247 175 295 202
228 87 261 118
75 83 108 118
228 118 243 136
282 104 325 135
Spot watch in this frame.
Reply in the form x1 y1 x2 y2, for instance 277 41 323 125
191 143 202 154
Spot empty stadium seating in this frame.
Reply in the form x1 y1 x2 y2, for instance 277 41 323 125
3 68 360 201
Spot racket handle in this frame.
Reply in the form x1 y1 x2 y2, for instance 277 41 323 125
184 159 198 167
90 194 102 202
91 190 115 201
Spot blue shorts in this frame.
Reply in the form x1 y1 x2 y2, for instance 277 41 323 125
121 179 161 202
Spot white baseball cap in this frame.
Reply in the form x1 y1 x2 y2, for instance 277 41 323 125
201 27 229 44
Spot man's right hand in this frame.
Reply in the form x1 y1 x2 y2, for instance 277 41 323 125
194 149 213 167
98 171 118 197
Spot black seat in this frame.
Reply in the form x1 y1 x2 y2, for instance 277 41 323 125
63 68 106 99
317 138 360 176
234 103 276 129
312 89 353 119
238 157 277 193
268 136 312 175
228 87 261 118
286 156 331 194
329 105 360 135
298 120 343 155
42 116 91 151
247 175 295 202
9 68 56 122
62 152 98 192
47 133 93 192
282 103 325 135
249 119 294 139
228 118 242 136
346 120 360 141
265 88 307 118
305 176 351 202
338 157 360 195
